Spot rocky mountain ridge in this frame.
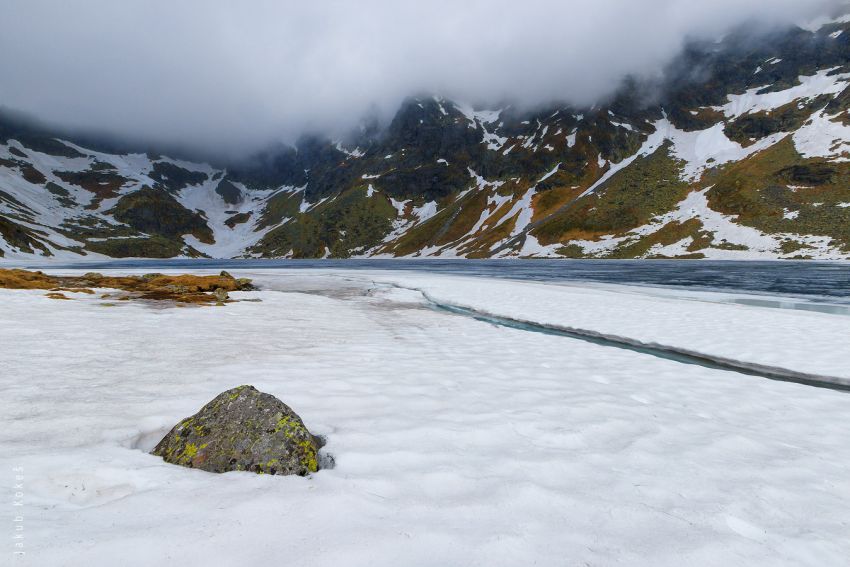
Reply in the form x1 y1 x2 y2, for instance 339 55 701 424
2 14 850 260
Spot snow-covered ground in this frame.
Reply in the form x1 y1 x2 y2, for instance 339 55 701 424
3 269 850 566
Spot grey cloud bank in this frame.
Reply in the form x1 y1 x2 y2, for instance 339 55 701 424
0 0 843 155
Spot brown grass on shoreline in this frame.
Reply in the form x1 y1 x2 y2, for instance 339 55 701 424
0 269 255 305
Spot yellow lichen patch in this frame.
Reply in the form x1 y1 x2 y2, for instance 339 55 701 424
297 439 319 473
184 443 198 458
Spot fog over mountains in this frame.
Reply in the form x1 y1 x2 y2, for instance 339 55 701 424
0 0 842 154
2 2 850 261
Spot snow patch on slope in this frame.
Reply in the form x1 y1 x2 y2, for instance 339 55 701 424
454 103 507 151
794 109 850 161
567 188 849 260
714 69 849 119
665 122 786 181
176 178 282 258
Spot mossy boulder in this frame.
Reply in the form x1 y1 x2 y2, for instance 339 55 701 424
152 385 320 476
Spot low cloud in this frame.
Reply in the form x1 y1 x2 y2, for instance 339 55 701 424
0 0 842 155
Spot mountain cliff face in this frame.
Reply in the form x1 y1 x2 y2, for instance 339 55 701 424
3 16 850 260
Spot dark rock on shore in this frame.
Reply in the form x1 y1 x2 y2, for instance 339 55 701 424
213 287 229 302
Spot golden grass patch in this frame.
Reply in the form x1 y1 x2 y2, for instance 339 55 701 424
0 269 254 306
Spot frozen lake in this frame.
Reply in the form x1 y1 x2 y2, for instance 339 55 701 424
25 258 850 303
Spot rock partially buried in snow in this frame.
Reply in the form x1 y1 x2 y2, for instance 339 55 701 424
152 385 320 475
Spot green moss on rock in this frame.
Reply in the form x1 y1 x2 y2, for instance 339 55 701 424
152 385 321 476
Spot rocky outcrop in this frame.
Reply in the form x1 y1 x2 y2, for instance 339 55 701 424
149 161 208 193
214 179 242 205
152 385 320 476
109 186 214 244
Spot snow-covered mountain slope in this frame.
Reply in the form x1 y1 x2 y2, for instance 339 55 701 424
2 15 850 260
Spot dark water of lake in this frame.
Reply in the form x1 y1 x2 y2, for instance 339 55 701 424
37 258 850 304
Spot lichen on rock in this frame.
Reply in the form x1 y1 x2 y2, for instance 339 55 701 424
152 385 320 476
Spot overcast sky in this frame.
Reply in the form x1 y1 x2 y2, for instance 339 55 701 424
0 0 843 155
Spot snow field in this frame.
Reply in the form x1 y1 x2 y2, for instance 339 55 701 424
2 271 850 566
